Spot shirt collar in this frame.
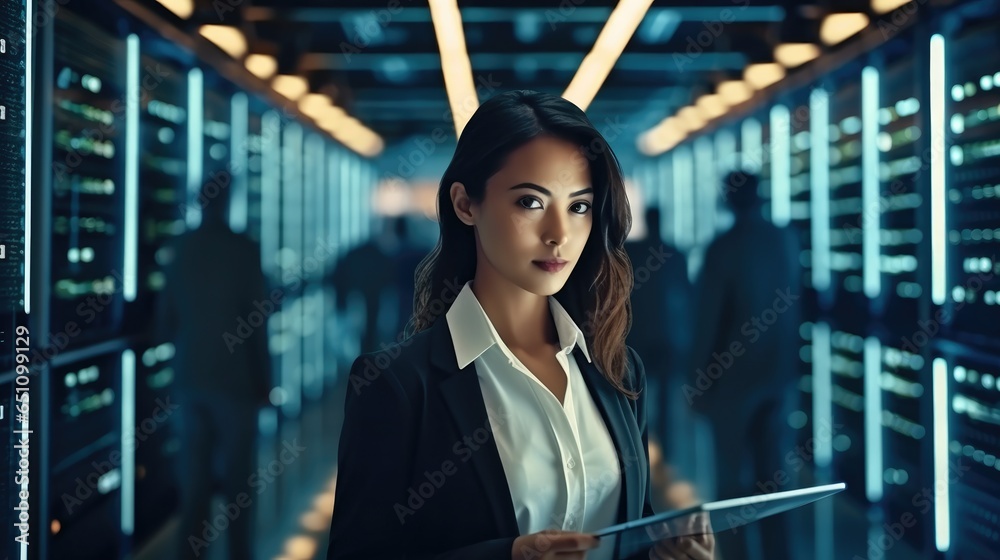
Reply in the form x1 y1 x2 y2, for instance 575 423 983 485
445 280 592 370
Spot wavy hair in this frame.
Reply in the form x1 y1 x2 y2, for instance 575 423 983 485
406 90 636 399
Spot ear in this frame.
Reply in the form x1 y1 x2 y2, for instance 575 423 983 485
450 181 475 226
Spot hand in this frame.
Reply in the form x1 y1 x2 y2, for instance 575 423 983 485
648 513 715 559
511 529 601 560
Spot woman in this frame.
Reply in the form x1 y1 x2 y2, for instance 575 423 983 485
326 90 714 559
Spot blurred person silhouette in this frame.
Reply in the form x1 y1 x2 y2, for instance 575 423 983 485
330 216 406 354
687 170 801 560
327 90 716 560
624 208 690 450
158 180 271 560
391 215 428 337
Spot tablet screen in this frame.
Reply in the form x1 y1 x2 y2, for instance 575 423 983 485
595 483 846 559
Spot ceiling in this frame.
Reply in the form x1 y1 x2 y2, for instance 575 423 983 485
171 0 901 171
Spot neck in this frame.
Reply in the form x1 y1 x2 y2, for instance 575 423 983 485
470 269 558 352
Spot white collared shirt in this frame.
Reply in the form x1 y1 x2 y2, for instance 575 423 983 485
445 281 621 559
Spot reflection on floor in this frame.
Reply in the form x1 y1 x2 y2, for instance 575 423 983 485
134 378 347 560
135 373 923 560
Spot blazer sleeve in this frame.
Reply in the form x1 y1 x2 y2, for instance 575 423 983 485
624 346 661 559
326 355 517 560
629 346 658 519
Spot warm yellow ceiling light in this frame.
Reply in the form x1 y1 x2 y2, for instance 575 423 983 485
659 116 682 134
245 54 277 80
283 536 317 559
695 93 728 119
272 75 309 100
871 0 912 14
317 106 348 130
357 135 385 158
319 110 384 157
637 130 658 156
638 117 686 156
326 115 357 137
155 0 193 19
718 80 753 104
637 130 665 156
198 25 247 59
562 0 655 111
299 93 332 118
774 43 821 67
820 13 870 45
428 0 478 136
331 119 385 158
744 62 786 89
676 106 706 131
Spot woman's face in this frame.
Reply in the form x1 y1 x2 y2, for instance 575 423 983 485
452 135 594 296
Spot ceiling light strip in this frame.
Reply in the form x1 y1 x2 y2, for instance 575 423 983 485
563 0 655 111
429 0 478 136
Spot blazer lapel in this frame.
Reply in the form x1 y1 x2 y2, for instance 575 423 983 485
574 345 641 523
431 318 521 537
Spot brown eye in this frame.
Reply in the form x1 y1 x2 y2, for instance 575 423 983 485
571 201 592 214
518 197 542 210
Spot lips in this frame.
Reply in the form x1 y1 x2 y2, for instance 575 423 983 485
533 260 567 273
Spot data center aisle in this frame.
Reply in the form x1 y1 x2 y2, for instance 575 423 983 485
130 374 925 560
641 432 924 560
133 376 348 560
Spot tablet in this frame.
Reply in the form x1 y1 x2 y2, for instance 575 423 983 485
594 482 846 559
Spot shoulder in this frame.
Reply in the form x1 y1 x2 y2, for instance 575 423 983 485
346 327 436 404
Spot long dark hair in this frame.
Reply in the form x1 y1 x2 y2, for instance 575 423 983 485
407 90 637 399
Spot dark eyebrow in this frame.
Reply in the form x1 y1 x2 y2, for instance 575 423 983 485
508 182 594 198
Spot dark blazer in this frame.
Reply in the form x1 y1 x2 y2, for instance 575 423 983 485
326 314 656 559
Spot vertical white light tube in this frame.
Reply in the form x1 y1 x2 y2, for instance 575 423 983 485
862 67 881 299
659 155 673 244
671 151 682 247
328 148 341 257
261 111 280 276
186 69 204 229
864 336 883 502
813 322 832 468
351 158 362 244
694 137 715 245
121 349 136 535
281 123 303 418
770 105 791 227
715 128 736 180
230 92 249 233
674 146 694 251
363 165 373 240
124 35 140 302
932 357 950 551
930 34 947 305
810 88 831 291
340 153 351 251
741 117 762 173
23 0 34 314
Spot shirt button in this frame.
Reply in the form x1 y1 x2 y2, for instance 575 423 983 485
567 458 576 469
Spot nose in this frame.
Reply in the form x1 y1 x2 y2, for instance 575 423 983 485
543 210 569 247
